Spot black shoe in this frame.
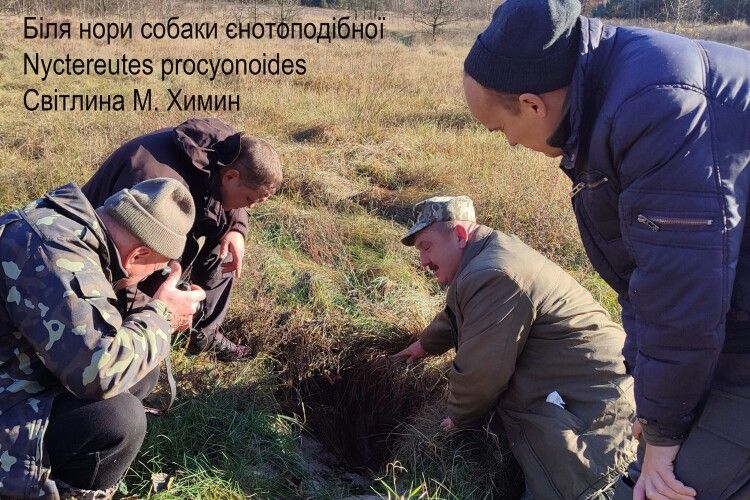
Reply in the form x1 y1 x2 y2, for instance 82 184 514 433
187 330 253 362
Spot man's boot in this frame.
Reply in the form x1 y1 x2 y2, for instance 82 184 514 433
187 328 253 362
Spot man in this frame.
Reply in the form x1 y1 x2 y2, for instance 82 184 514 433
0 178 205 499
461 1 750 498
394 196 636 499
83 117 283 361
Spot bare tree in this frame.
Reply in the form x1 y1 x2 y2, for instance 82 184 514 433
273 0 302 23
364 0 382 18
344 0 361 19
237 0 266 23
663 0 704 29
413 0 465 39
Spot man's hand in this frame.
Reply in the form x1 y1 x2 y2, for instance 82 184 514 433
634 443 696 500
440 417 455 431
633 419 643 440
153 261 206 332
220 230 245 279
392 340 429 363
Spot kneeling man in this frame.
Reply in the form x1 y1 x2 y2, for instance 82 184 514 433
0 178 204 499
395 196 636 499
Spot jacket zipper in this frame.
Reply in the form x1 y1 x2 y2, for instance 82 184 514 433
636 214 714 232
570 177 609 197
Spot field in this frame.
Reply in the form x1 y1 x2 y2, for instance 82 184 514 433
0 6 748 499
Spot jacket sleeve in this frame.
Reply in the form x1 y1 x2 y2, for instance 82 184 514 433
446 270 533 427
5 241 173 400
619 295 637 374
229 208 249 238
612 86 739 445
420 309 454 355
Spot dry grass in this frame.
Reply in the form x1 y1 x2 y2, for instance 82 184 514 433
1 5 748 498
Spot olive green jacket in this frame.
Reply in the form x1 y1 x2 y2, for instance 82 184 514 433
421 226 636 499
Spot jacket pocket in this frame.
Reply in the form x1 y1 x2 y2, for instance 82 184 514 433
673 389 750 499
573 171 622 243
621 189 723 250
502 400 592 499
72 272 117 300
71 272 119 333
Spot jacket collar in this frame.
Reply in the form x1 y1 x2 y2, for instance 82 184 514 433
450 225 494 286
445 225 494 312
100 220 129 286
173 118 238 172
42 183 125 284
560 16 606 171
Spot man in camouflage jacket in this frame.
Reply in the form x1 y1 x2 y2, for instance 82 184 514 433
0 179 204 499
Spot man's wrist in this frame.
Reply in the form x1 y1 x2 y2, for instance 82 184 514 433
637 416 689 446
150 300 173 326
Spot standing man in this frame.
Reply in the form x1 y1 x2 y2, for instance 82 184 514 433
462 1 750 498
394 196 636 499
0 178 204 499
83 117 283 361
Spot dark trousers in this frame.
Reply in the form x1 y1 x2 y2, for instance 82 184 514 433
622 334 750 499
129 237 234 345
672 361 750 499
44 369 160 490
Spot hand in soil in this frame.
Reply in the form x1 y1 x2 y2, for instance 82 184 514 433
440 417 455 431
392 340 428 364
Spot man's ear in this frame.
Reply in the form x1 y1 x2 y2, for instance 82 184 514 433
123 245 152 270
454 224 470 248
221 167 241 185
518 93 547 117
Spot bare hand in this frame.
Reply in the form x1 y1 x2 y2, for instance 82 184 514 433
220 230 245 279
392 340 428 363
440 417 455 431
153 261 206 331
634 443 696 500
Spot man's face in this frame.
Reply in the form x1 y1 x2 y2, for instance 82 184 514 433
220 169 276 210
414 225 465 286
463 74 564 158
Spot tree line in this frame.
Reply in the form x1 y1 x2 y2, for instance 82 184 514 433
2 0 748 33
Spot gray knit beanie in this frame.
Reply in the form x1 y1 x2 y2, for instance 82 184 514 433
103 178 195 260
464 0 582 94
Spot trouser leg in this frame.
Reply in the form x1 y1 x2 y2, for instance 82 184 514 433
671 387 750 499
189 239 234 347
44 368 159 490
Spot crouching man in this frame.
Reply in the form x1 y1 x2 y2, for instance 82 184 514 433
395 196 636 499
83 117 283 361
0 178 205 499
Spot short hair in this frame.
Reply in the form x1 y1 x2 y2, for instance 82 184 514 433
230 136 283 190
431 221 459 235
487 88 521 115
465 71 521 115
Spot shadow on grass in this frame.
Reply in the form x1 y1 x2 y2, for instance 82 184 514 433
383 110 476 131
350 186 424 225
124 380 309 499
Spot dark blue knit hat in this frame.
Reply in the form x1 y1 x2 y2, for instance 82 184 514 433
464 0 582 94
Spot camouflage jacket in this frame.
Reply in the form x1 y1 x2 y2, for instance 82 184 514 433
0 184 173 499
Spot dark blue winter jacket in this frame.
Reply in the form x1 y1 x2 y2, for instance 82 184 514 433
562 16 750 446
